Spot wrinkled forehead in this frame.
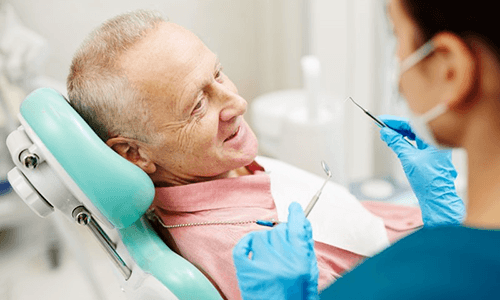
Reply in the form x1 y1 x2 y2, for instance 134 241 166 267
121 22 208 80
119 22 213 112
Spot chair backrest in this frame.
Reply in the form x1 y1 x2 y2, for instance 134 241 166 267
6 88 223 300
16 88 154 228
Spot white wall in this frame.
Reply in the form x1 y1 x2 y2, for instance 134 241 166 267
312 0 380 182
9 0 302 101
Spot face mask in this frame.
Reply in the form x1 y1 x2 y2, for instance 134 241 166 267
392 40 434 101
408 102 449 149
394 40 449 149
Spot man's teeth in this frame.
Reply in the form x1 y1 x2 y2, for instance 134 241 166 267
226 128 239 141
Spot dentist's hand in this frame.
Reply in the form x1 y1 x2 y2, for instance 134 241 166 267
378 115 465 227
232 202 319 300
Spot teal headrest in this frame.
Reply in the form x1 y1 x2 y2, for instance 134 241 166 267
20 88 155 229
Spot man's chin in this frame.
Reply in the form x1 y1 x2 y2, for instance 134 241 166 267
231 152 258 169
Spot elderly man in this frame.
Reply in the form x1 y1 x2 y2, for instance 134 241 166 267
67 10 422 300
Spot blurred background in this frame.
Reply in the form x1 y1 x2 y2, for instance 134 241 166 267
0 0 467 299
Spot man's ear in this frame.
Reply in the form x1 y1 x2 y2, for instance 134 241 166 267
106 137 157 174
432 32 477 111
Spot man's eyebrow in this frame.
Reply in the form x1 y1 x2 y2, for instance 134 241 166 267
214 57 221 71
197 56 220 91
182 56 221 116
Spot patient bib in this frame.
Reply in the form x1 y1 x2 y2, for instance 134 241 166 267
256 156 390 257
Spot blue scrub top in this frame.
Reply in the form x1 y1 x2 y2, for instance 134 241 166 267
320 226 500 299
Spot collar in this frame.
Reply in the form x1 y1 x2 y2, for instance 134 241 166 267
153 161 274 212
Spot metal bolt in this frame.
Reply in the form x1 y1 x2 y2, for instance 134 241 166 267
73 206 91 225
19 150 39 169
24 155 39 169
76 212 90 225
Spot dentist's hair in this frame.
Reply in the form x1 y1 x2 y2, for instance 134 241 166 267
67 9 165 143
401 0 500 60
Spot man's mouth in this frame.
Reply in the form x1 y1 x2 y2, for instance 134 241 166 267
224 126 240 142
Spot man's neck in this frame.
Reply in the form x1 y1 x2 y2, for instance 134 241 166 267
228 166 252 177
153 165 252 187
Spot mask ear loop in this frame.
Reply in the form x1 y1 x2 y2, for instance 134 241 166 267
392 41 436 105
419 102 448 123
399 41 448 121
399 41 435 74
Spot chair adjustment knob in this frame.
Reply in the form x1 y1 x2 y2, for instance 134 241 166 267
7 167 54 217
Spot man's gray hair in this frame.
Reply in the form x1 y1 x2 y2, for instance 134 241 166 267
67 9 166 143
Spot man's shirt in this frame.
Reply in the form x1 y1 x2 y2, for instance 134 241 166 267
151 157 422 299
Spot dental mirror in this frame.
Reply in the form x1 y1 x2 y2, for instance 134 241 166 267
322 160 332 178
304 160 332 217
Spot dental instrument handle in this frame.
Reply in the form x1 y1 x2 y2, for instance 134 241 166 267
403 136 416 147
304 160 332 218
304 192 321 218
366 111 388 128
375 120 415 147
374 120 415 148
385 124 416 148
347 97 415 148
304 178 329 218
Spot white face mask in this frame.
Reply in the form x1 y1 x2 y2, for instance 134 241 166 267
394 40 450 149
408 102 449 149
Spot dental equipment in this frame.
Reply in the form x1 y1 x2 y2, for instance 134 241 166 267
304 160 332 218
347 97 415 147
347 97 388 128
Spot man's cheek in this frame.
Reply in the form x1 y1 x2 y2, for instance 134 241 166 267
174 124 200 152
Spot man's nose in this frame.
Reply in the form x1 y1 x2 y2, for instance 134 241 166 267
218 88 247 122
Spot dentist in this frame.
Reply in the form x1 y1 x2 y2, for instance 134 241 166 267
233 0 500 299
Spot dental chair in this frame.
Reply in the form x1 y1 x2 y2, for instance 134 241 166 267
5 88 223 300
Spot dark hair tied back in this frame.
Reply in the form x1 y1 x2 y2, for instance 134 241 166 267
402 0 500 59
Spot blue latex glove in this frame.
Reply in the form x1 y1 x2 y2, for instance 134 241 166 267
232 202 319 300
378 115 465 227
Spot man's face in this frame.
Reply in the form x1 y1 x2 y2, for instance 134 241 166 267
120 22 258 185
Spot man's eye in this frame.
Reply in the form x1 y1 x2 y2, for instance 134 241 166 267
192 98 205 115
215 67 223 82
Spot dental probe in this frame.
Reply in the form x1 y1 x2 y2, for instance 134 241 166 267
304 161 332 218
347 97 415 147
347 97 388 128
